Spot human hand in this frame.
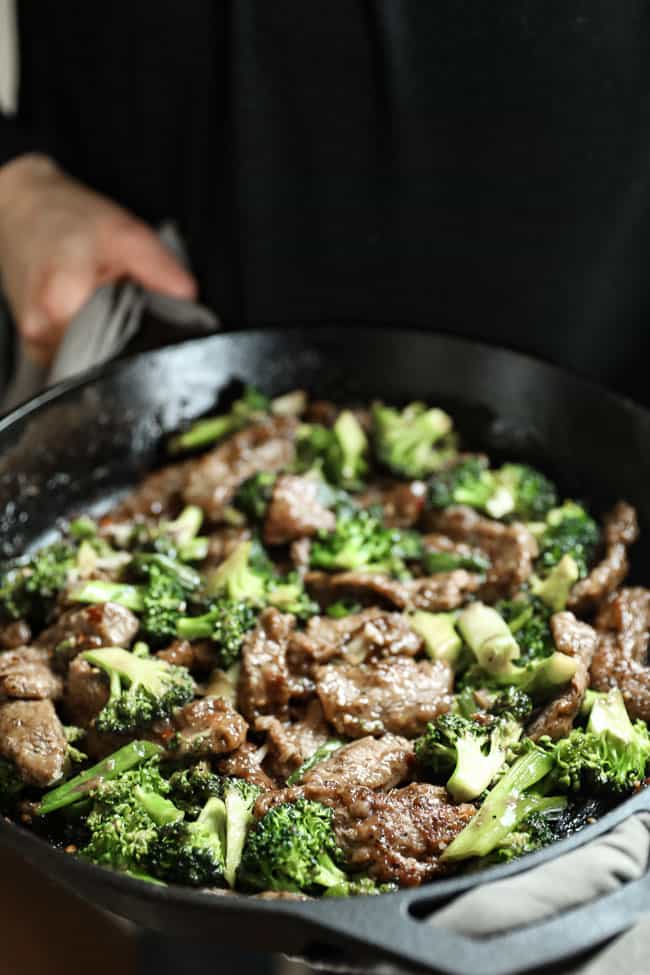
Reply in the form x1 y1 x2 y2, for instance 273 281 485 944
0 154 197 365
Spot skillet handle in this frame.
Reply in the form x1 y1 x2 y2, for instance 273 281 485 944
297 865 650 975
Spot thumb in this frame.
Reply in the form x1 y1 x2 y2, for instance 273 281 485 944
104 221 197 299
22 254 98 365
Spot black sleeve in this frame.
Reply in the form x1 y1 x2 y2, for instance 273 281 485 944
0 112 44 169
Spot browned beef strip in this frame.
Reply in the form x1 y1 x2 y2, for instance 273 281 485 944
0 699 67 786
301 734 415 792
288 609 422 682
155 697 248 757
568 502 639 615
183 417 297 523
238 608 295 722
305 568 481 612
256 699 330 780
107 458 195 521
157 639 219 674
590 588 650 721
0 647 63 701
426 506 538 598
217 742 276 789
36 603 140 662
0 620 32 650
63 656 110 728
263 475 335 546
316 657 452 738
357 481 427 529
328 783 475 886
527 612 598 741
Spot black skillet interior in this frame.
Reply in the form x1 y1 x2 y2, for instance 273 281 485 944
2 325 650 974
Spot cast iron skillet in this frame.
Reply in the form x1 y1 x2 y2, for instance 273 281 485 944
2 326 650 975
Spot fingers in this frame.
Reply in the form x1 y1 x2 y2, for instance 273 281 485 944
105 220 197 300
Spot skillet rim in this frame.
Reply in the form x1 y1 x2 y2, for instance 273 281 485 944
1 323 650 915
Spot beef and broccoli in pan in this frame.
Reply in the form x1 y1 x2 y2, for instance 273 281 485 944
0 386 647 897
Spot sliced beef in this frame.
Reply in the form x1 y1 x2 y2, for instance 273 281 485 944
590 588 650 721
301 734 414 792
0 620 32 650
0 699 67 787
217 741 276 789
305 569 481 612
316 657 452 738
256 699 330 780
0 647 63 701
63 656 110 728
263 475 335 545
238 608 295 722
108 458 195 521
427 506 538 598
568 502 639 615
527 613 598 741
288 609 422 681
156 697 248 757
36 603 140 662
329 783 475 886
183 417 297 523
357 481 427 529
157 639 219 674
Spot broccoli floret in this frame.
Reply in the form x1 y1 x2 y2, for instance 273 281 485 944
206 541 267 605
166 761 224 817
222 778 262 887
488 687 534 721
152 795 227 887
489 464 558 521
177 599 257 669
168 386 270 454
239 798 348 894
295 412 368 489
130 507 209 562
234 472 278 521
38 740 163 816
531 555 580 612
536 503 599 579
496 596 554 662
487 811 557 863
0 541 76 626
442 746 567 862
428 457 495 510
287 740 347 786
265 573 320 621
548 688 650 795
414 713 522 801
325 876 398 897
373 401 455 478
82 647 195 734
309 509 420 577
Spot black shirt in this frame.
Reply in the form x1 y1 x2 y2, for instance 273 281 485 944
3 1 650 401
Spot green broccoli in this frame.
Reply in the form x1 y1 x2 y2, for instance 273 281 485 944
239 798 349 894
496 596 554 662
326 600 363 619
38 741 163 816
287 740 347 785
309 508 421 576
234 472 278 521
441 745 567 862
408 611 462 665
548 688 650 795
536 502 600 579
0 541 76 626
130 506 209 562
488 464 558 521
82 646 195 734
168 386 270 454
222 778 262 887
325 876 399 897
414 712 522 801
151 795 227 887
166 761 224 817
428 457 495 510
294 411 368 488
372 401 455 478
264 573 319 621
176 599 257 668
206 541 267 605
531 555 580 612
421 549 491 574
486 811 558 863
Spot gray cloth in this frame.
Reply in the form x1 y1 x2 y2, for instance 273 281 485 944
1 223 219 411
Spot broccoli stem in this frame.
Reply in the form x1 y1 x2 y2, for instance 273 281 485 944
587 688 635 745
38 741 162 815
532 554 579 612
458 603 520 674
69 580 145 612
176 615 214 640
441 748 562 861
134 787 184 826
169 415 239 453
408 611 462 665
